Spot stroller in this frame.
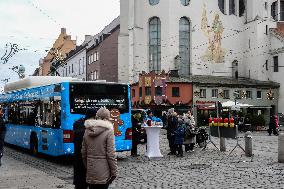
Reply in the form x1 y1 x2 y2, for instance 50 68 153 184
196 127 209 148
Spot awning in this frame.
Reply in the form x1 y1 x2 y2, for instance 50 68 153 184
248 106 272 109
208 101 253 108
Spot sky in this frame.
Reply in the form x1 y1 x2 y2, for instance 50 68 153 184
0 0 120 92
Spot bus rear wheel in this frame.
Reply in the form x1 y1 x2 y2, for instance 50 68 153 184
30 136 38 156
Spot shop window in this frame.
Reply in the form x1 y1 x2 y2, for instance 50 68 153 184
172 87 180 97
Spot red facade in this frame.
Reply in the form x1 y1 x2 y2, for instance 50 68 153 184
131 71 193 109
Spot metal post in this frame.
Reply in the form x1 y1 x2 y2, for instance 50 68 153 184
245 131 253 157
220 137 226 152
278 133 284 163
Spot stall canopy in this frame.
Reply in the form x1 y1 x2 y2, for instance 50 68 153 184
209 101 253 108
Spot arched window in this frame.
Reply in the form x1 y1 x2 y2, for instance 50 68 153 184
239 0 245 17
281 0 284 21
179 17 190 76
218 0 225 14
149 17 161 73
180 0 190 6
149 0 159 6
271 2 277 20
229 0 235 15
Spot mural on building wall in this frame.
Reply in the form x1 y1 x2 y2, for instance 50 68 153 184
154 76 167 105
201 3 226 63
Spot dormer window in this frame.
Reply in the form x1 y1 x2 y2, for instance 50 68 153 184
149 0 159 6
180 0 190 6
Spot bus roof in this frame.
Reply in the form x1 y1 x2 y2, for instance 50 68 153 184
4 76 80 92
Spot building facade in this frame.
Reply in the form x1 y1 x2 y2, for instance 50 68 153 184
118 0 284 114
192 75 279 126
86 25 120 82
131 71 193 114
40 28 76 76
56 44 87 80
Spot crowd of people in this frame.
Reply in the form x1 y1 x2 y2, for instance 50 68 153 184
166 108 196 157
1 103 280 188
130 108 197 158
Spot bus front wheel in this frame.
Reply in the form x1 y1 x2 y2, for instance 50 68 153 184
30 135 38 156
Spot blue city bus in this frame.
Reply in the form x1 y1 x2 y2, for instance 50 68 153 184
0 81 132 156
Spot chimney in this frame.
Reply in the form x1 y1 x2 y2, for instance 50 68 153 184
169 70 179 77
61 28 66 34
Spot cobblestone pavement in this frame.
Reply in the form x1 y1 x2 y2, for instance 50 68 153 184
1 129 284 189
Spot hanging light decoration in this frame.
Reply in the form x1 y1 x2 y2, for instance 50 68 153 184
241 90 247 99
267 89 274 100
193 90 201 97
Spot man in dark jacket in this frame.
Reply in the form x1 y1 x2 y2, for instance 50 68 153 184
167 109 178 155
131 113 141 157
73 108 97 189
0 109 6 167
268 115 278 136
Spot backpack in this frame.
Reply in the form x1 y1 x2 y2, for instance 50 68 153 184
185 125 196 138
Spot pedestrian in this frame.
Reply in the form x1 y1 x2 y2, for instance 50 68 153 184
268 115 279 136
82 107 117 189
174 118 185 157
73 108 97 189
167 108 178 155
131 112 141 157
0 108 6 167
161 111 168 129
145 110 153 126
183 118 196 152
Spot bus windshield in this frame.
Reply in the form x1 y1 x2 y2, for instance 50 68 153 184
69 83 129 114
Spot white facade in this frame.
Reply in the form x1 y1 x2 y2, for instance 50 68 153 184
58 47 87 80
119 0 284 113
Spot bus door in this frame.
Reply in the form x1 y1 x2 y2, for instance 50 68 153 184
38 97 61 155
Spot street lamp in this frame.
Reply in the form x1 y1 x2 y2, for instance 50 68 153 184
233 90 240 122
9 65 25 79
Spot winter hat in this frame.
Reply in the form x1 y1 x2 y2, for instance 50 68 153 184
133 112 141 120
96 107 110 120
85 108 98 120
168 108 174 115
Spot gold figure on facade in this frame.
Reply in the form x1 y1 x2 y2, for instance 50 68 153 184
201 3 226 63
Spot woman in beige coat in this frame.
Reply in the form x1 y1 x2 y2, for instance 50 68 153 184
81 107 118 189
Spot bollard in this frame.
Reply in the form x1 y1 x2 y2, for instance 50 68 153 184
278 133 284 163
220 137 226 152
245 131 253 157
